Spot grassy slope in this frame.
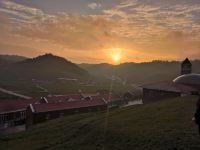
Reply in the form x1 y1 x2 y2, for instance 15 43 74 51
1 96 200 150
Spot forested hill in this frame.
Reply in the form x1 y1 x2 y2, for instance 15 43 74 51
80 60 200 84
0 54 89 80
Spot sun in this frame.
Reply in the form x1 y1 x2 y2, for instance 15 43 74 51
113 54 120 62
111 48 121 63
105 48 122 64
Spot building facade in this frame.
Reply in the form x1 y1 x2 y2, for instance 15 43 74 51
141 81 198 103
142 88 181 103
0 109 26 129
0 99 36 129
26 99 107 128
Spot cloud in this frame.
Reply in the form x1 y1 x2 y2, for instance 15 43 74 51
0 0 200 62
1 0 43 16
117 0 138 9
0 0 56 24
88 2 101 10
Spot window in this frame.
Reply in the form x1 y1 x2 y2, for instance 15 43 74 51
20 111 26 119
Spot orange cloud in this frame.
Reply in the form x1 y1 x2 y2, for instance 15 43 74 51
0 0 200 63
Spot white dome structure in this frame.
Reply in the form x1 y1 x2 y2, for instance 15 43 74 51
173 74 200 86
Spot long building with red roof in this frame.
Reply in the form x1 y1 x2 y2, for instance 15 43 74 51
0 94 84 129
26 97 107 128
0 92 126 129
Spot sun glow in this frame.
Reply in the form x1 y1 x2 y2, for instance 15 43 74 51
113 53 120 62
110 48 122 63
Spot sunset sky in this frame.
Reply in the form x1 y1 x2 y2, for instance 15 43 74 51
0 0 200 64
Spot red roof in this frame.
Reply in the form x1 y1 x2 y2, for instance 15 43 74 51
31 98 106 113
46 94 83 103
0 99 37 113
141 81 198 94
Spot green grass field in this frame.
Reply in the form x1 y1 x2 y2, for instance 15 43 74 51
1 96 200 150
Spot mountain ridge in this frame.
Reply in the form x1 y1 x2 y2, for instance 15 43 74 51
0 55 28 66
79 60 200 84
0 53 89 80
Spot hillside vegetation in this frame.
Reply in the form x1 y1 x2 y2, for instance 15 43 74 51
80 60 200 84
0 54 89 80
1 96 200 150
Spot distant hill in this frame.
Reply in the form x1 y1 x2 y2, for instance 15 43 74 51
79 60 200 84
0 55 27 65
1 96 199 150
0 54 89 80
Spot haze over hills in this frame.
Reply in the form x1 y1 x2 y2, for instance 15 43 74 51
0 55 28 65
1 53 200 85
80 60 200 84
0 54 89 80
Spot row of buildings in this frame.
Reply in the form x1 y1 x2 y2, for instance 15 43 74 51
0 91 142 129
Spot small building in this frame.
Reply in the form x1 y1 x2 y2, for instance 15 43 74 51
181 58 192 75
26 98 107 128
